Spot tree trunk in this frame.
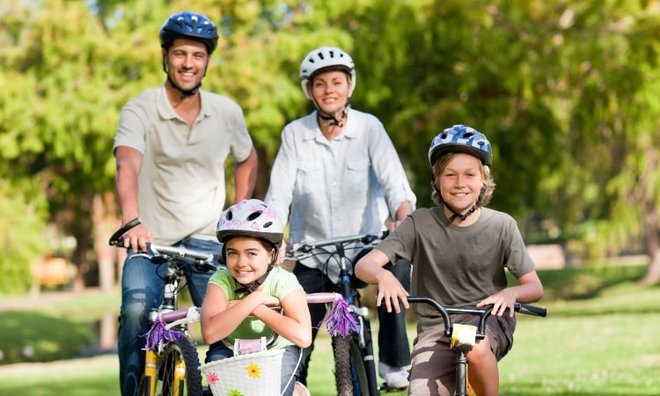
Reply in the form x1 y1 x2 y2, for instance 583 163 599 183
639 196 659 286
71 192 94 293
93 191 120 292
639 247 660 286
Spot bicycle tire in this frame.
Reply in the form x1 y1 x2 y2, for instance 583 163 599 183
332 334 354 396
349 339 371 396
351 318 380 396
138 337 203 396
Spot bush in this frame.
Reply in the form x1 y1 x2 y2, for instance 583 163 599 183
0 181 49 294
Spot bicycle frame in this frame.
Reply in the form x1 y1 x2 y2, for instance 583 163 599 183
407 296 547 396
110 223 218 396
141 306 202 396
288 234 384 396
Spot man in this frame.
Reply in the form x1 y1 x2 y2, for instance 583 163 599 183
113 11 257 395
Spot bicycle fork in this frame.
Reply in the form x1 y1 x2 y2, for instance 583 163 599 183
143 346 187 396
454 347 476 396
144 350 158 396
356 313 379 395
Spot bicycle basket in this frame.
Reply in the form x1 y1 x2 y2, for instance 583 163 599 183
200 348 285 396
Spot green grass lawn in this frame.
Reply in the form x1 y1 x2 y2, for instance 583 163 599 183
1 266 659 395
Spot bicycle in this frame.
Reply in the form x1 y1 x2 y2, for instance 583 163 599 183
200 292 352 396
286 233 386 396
109 222 219 396
406 295 547 396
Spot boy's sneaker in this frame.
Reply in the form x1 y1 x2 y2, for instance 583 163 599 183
378 361 409 389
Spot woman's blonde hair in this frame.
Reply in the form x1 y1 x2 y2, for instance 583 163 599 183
431 152 496 207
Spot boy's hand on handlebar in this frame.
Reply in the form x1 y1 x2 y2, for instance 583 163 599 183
121 223 153 252
477 288 518 317
375 270 409 314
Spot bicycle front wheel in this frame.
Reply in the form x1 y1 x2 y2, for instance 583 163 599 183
333 334 379 396
333 334 354 396
138 337 203 396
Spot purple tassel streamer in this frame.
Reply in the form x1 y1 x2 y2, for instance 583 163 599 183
325 297 360 337
142 318 183 350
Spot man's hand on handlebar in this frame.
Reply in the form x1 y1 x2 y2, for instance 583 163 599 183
121 222 153 252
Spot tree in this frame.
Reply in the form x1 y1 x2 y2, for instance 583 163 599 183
1 0 657 292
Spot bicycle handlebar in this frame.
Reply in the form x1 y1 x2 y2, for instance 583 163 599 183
108 220 218 269
407 295 547 339
286 231 388 259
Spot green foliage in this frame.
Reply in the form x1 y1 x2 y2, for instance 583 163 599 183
0 311 95 364
0 0 658 287
0 181 49 294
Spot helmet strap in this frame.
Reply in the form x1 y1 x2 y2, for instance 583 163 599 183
446 203 478 223
314 99 350 128
166 75 201 99
233 265 273 295
433 183 482 223
163 58 207 99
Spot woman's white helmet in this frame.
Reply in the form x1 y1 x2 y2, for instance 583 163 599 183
299 46 356 99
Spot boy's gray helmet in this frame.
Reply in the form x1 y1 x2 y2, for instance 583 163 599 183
428 124 493 167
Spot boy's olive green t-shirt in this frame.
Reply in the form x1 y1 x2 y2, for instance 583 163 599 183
376 206 535 331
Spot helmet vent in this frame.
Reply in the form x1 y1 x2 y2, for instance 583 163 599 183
317 51 324 60
247 211 263 221
226 211 233 220
263 221 273 229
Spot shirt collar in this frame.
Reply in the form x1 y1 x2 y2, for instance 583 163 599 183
156 84 210 122
303 108 355 141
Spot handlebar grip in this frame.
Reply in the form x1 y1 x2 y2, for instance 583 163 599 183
108 217 142 246
515 303 547 317
160 307 191 322
306 292 341 304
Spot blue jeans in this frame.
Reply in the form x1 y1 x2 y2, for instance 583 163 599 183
117 237 222 396
206 342 303 396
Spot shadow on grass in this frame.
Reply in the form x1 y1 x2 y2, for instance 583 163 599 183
0 377 116 396
0 311 95 365
533 265 648 300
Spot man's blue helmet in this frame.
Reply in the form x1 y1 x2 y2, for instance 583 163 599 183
159 11 218 54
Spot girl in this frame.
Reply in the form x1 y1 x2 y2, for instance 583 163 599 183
355 125 544 396
201 199 311 396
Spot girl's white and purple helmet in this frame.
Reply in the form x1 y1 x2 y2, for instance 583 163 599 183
216 199 284 247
